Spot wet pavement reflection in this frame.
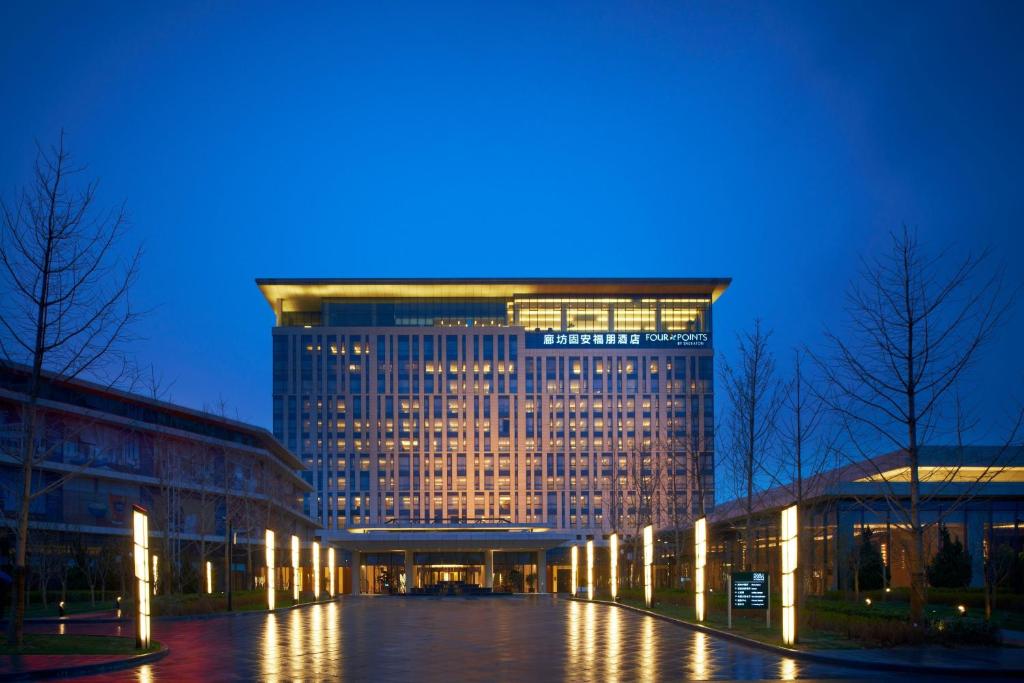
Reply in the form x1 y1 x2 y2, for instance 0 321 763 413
49 596 901 681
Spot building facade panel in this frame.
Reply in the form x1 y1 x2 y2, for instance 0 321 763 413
259 279 728 542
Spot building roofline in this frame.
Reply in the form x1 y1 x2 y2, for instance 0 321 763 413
0 361 303 472
255 277 732 312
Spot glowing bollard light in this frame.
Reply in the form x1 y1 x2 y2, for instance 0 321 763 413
312 542 321 600
571 546 579 596
266 529 276 610
327 547 336 598
695 517 707 622
643 524 654 608
781 504 798 645
206 561 213 594
132 505 151 649
291 535 300 601
609 533 618 600
586 539 594 601
152 554 159 596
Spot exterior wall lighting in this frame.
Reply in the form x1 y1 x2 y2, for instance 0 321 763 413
291 535 300 601
266 529 276 610
328 547 336 598
695 517 707 622
780 504 798 646
313 541 321 600
571 545 578 596
609 533 618 600
132 505 151 649
586 539 594 600
643 524 654 608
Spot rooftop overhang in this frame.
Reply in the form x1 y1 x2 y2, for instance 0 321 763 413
256 277 732 313
331 527 577 552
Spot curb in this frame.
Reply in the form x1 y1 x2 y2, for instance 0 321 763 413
568 597 1024 678
0 642 169 682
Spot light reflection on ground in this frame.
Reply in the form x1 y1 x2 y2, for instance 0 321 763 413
48 596 887 681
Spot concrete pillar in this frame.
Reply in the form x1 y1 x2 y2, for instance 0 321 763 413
966 510 986 589
350 551 361 595
405 550 415 594
484 550 494 588
835 511 854 592
536 550 547 593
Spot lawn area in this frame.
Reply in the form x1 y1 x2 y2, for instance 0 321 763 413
21 599 120 619
120 589 332 617
0 634 158 656
613 588 861 650
609 587 1007 649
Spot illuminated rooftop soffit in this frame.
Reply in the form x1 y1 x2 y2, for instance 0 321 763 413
255 278 732 313
855 466 1024 484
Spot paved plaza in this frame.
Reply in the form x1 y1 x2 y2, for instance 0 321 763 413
33 596 1007 682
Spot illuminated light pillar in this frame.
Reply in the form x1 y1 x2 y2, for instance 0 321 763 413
570 545 579 596
484 550 494 589
404 550 414 594
291 535 300 601
152 554 159 596
132 505 151 649
265 529 276 610
781 504 798 646
536 550 547 593
313 542 321 600
695 517 707 622
327 547 336 598
643 524 654 608
609 532 618 600
206 560 213 594
586 539 594 600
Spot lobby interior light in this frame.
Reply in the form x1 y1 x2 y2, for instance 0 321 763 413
571 545 579 596
132 505 151 649
609 533 618 600
266 529 276 610
780 504 798 645
313 542 321 600
328 547 336 598
695 517 707 622
643 524 654 608
291 535 300 601
586 539 594 601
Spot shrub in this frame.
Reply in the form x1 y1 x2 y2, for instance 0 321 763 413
858 528 887 590
927 525 972 589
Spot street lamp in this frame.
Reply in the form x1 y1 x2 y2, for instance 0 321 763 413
695 517 707 622
266 529 276 610
132 505 151 649
643 525 654 608
609 532 618 600
781 504 798 645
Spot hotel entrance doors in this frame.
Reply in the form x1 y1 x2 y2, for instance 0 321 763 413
416 565 483 589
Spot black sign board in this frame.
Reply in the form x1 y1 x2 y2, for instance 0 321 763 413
731 571 768 609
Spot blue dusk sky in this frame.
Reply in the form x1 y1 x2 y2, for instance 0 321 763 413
1 2 1022 466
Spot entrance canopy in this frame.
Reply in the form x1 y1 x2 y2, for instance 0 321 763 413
332 521 575 553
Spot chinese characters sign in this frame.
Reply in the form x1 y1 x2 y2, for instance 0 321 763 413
731 571 769 609
525 331 710 349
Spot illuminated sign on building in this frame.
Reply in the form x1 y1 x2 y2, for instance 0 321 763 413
525 331 710 349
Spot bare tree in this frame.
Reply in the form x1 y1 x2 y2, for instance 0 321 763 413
0 133 142 644
720 320 782 569
812 227 1017 623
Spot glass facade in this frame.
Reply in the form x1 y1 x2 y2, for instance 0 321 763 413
265 282 721 538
